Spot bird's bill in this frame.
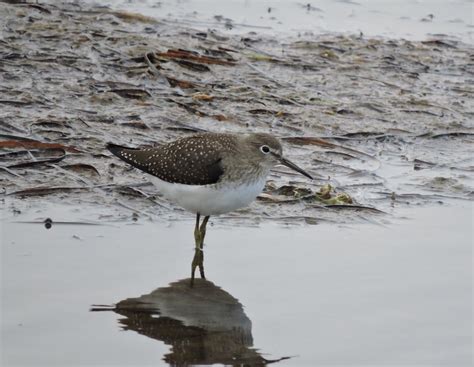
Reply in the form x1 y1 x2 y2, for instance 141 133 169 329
279 157 313 180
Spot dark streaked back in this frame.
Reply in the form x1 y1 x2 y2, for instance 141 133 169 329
106 134 240 185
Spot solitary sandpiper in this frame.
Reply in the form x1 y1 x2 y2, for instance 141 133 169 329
107 132 312 281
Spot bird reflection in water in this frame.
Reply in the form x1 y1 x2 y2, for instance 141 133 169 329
91 254 289 366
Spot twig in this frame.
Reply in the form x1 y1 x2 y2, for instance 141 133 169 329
144 52 171 87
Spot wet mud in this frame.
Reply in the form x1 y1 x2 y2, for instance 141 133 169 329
1 1 472 225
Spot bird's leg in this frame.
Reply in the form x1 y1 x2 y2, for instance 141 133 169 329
197 216 210 279
196 216 209 280
198 248 205 279
191 247 204 286
191 213 205 286
194 213 201 249
198 216 210 249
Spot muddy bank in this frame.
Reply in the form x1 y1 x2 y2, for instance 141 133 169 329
0 1 473 225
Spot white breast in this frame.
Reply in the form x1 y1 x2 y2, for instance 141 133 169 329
149 176 268 216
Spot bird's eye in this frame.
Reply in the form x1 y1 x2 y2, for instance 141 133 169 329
260 145 270 154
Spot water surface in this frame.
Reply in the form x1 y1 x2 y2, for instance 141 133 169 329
95 0 473 42
2 204 472 366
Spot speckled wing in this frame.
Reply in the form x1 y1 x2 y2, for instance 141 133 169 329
107 135 231 185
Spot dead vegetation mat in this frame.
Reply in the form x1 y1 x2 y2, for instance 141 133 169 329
1 1 473 225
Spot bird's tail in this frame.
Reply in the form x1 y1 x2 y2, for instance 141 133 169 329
106 143 136 158
106 143 153 173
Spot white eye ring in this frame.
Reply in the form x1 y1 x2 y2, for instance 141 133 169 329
260 145 270 154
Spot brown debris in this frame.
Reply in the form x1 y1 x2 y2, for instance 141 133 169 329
155 49 236 66
192 93 214 102
7 150 66 168
8 186 91 197
0 140 80 153
166 77 198 89
110 89 151 99
111 11 158 24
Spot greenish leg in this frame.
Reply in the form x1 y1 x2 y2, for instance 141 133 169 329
194 213 201 249
191 214 208 286
191 248 204 287
199 216 210 249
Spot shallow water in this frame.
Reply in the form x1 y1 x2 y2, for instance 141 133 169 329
97 0 473 42
2 203 472 366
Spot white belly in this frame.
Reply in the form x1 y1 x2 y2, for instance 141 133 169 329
149 176 267 216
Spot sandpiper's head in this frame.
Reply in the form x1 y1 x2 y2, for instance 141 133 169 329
244 133 313 179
